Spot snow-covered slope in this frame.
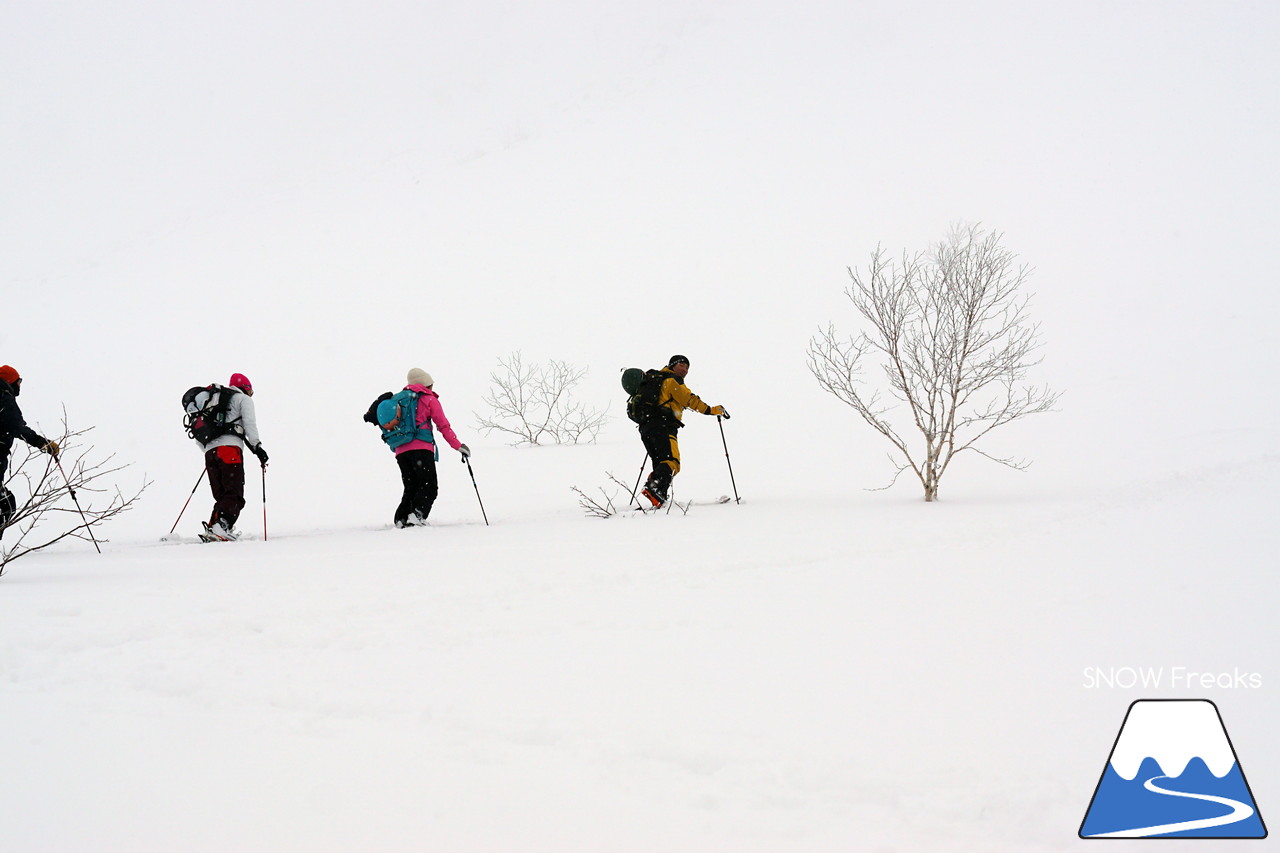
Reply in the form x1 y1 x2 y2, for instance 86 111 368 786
2 439 1277 851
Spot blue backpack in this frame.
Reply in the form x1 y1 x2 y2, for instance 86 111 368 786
376 389 435 452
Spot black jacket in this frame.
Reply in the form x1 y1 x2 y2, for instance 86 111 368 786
0 378 48 473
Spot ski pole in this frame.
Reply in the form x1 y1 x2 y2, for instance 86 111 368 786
53 454 102 554
717 416 740 504
630 450 650 508
169 468 207 535
463 456 490 526
261 464 268 541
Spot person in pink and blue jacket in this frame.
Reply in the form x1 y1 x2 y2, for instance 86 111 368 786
374 368 470 528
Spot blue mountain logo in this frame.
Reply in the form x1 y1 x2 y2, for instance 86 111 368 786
1080 699 1266 838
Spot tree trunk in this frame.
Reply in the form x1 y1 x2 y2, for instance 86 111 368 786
923 468 939 501
922 458 940 501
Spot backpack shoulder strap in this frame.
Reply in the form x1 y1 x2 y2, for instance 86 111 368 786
411 392 435 444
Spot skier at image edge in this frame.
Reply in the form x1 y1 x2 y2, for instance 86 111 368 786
1 365 61 541
638 355 728 509
197 373 267 541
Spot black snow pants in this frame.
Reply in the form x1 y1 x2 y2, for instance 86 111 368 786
0 485 15 541
395 449 439 526
639 419 681 502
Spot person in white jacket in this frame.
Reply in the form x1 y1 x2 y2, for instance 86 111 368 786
200 372 267 540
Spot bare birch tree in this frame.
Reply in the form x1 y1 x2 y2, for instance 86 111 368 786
2 418 149 574
807 224 1059 501
475 351 609 445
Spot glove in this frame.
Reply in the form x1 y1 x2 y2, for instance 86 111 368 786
252 444 269 465
712 406 730 420
41 440 60 458
459 443 471 460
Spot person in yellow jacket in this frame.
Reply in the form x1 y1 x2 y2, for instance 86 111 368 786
639 354 729 508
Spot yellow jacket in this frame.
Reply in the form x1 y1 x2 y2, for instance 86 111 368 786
655 368 724 423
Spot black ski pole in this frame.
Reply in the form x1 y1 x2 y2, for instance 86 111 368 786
463 456 490 526
630 451 650 508
169 468 207 535
717 415 740 504
53 454 102 554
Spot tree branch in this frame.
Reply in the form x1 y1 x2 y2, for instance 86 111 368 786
808 224 1059 501
2 416 150 574
476 351 609 445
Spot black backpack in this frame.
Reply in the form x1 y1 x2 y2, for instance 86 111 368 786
182 384 238 444
363 392 394 426
622 368 670 426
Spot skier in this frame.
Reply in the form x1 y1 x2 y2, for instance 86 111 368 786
197 373 267 541
380 368 470 528
1 365 60 540
637 355 728 508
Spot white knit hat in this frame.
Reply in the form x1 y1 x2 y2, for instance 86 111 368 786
407 368 433 387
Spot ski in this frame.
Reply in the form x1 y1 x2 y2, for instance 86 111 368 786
630 495 733 514
158 533 202 544
159 529 235 544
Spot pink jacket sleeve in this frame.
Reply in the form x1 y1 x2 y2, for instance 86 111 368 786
420 394 462 451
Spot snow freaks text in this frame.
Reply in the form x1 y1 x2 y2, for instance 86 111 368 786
1083 667 1263 690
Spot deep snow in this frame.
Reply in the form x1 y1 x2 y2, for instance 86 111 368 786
2 436 1277 851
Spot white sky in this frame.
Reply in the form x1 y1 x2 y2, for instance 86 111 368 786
3 0 1278 534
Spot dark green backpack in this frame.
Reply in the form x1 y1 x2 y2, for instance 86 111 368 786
622 368 668 425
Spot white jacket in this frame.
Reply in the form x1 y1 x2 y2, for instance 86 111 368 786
199 388 262 454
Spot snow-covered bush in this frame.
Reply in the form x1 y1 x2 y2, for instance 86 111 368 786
2 419 148 574
476 351 608 446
